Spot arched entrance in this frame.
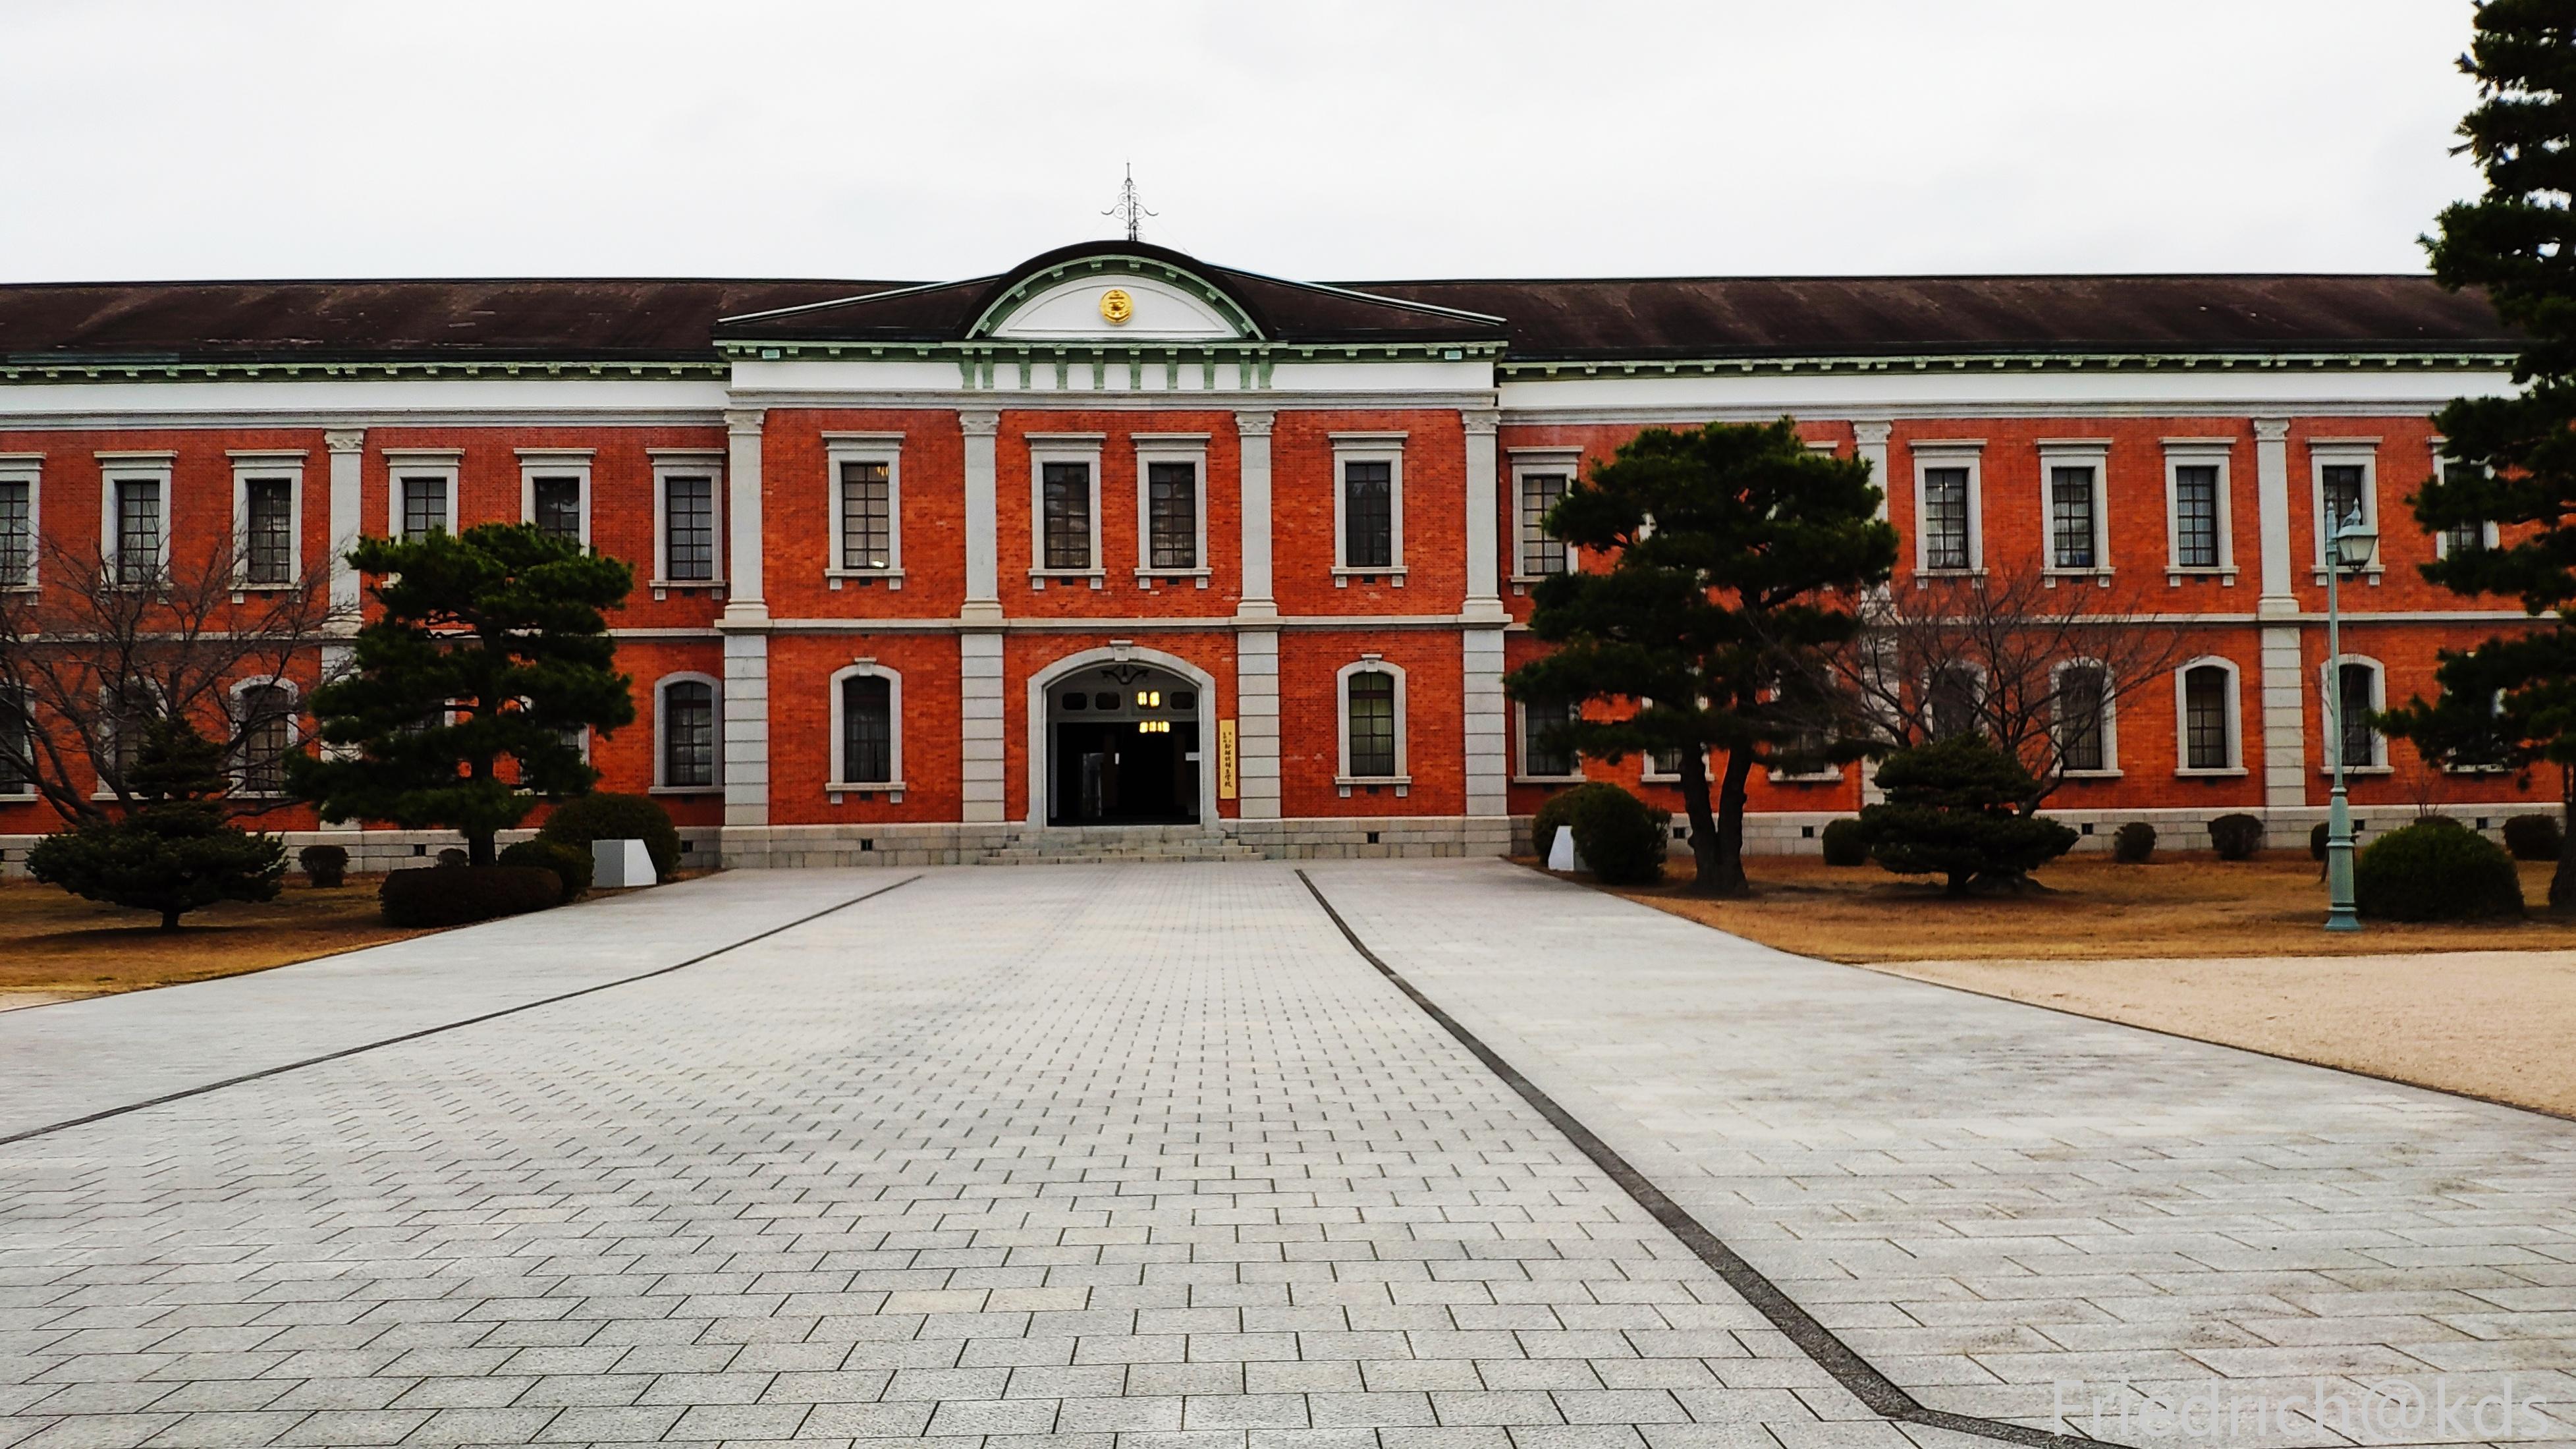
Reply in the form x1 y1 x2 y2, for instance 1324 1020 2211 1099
1036 659 1207 827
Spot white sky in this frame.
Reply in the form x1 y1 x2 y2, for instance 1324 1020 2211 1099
0 0 2486 285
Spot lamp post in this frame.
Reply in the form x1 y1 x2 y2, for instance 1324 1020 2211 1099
2323 510 2379 931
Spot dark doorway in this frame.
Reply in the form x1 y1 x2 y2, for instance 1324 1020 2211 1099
1045 665 1202 826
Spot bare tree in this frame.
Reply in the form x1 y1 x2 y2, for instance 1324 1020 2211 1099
1830 572 2203 813
0 535 347 824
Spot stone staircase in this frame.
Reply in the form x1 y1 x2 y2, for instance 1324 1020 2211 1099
975 824 1268 866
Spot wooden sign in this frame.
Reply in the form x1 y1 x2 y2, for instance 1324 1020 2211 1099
1217 719 1238 800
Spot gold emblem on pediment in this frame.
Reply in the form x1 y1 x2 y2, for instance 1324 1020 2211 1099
1099 288 1134 324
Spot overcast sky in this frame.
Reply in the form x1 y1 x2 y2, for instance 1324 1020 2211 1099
0 0 2486 286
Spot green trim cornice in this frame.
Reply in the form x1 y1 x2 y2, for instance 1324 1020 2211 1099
964 254 1264 340
0 358 730 385
1495 350 2519 380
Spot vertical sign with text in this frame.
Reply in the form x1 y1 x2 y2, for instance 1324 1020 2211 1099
1217 719 1238 800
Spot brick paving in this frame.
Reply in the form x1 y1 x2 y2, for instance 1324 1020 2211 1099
1307 861 2576 1447
0 865 1869 1449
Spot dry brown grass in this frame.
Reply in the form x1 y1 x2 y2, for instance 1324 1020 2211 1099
0 877 431 1007
1596 851 2576 962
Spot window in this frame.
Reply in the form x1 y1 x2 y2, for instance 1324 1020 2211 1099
1146 460 1198 570
1042 460 1093 570
2181 663 2235 771
103 681 154 786
659 678 717 789
1649 744 1689 779
398 475 448 541
1520 470 1569 577
2434 461 2493 557
113 478 163 584
0 690 31 795
242 477 295 585
2056 664 2109 773
2333 661 2382 769
1520 696 1578 778
662 473 716 582
1927 665 1982 741
1920 466 1971 570
840 673 893 785
1345 669 1398 779
2321 464 2365 538
840 461 892 570
0 471 32 588
233 683 294 796
2048 465 2098 570
1343 461 1393 568
2311 445 2379 570
531 477 583 543
2172 465 2221 568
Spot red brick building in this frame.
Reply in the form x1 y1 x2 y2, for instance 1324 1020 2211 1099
0 241 2546 867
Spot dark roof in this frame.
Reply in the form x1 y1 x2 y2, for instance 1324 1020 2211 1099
717 240 1510 346
0 259 2516 367
1346 273 2515 361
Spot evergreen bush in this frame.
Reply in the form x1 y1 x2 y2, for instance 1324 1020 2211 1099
1857 736 2077 895
537 792 681 877
2505 813 2562 861
2113 822 2156 863
1566 784 1670 887
2207 813 2264 861
499 838 593 900
1531 781 1628 863
26 721 287 931
297 844 350 889
2355 819 2523 921
380 864 562 928
1820 817 1869 867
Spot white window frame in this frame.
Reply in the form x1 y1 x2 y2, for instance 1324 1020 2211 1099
1330 432 1408 585
1028 433 1106 587
649 451 726 590
2036 440 2111 582
2051 657 2121 778
1909 440 1985 579
226 676 300 798
1133 433 1212 587
97 451 175 582
2319 653 2391 774
651 672 723 794
382 449 460 543
823 433 904 588
2428 442 2500 558
518 448 593 548
825 661 906 800
0 454 40 591
2172 656 2246 777
2309 437 2383 581
0 683 34 799
1509 447 1581 586
2160 439 2237 583
1515 695 1584 784
1334 656 1410 795
229 451 306 591
91 678 167 799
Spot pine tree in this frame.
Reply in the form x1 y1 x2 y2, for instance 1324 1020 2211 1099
2384 1 2576 912
27 718 287 930
290 524 636 865
1506 420 1897 896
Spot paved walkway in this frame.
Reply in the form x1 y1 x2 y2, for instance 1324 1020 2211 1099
0 860 2570 1448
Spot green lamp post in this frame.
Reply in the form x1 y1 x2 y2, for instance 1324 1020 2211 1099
2322 510 2379 932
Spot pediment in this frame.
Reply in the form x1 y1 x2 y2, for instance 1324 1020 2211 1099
979 271 1249 342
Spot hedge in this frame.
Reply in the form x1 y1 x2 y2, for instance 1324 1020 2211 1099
2207 813 2264 861
2354 819 2523 922
499 838 594 900
1820 817 1869 867
2113 822 2156 863
1566 784 1670 887
381 864 562 928
2505 813 2562 861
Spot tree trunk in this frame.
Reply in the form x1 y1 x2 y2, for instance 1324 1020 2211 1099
1678 749 1723 891
2553 765 2576 916
468 750 499 867
1691 749 1755 898
1946 870 1973 897
159 907 182 931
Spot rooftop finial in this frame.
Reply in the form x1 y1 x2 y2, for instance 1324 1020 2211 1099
1101 163 1156 244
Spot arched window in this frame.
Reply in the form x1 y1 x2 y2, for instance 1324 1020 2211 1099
656 675 720 790
2175 659 2241 773
230 679 298 797
1927 663 1983 741
1337 659 1408 788
2324 657 2386 769
2052 661 2114 774
831 665 903 790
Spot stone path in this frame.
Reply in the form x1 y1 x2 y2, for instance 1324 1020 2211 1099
0 865 1867 1449
1307 861 2576 1447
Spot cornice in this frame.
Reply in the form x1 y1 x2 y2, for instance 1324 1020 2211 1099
1495 350 2515 381
0 357 730 385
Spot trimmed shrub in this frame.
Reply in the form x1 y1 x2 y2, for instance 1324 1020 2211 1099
2311 821 2330 861
2207 813 2264 861
1857 736 2077 894
499 838 593 900
537 792 680 879
1566 784 1670 887
1820 817 1869 867
26 721 285 931
436 847 468 867
2113 822 2156 863
2354 819 2523 922
1531 780 1630 863
2505 813 2563 861
297 844 350 889
381 864 562 928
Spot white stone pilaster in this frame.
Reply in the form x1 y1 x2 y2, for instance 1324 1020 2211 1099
722 409 766 619
960 632 1006 823
721 632 769 827
323 429 364 624
1235 629 1281 821
1464 626 1509 818
1234 410 1275 622
2261 624 2310 812
1463 408 1504 620
961 410 1002 623
2253 418 2293 608
1853 420 1893 520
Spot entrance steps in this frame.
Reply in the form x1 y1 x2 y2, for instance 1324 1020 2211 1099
975 825 1266 866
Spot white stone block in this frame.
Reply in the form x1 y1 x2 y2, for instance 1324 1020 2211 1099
593 838 657 889
1546 826 1583 872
